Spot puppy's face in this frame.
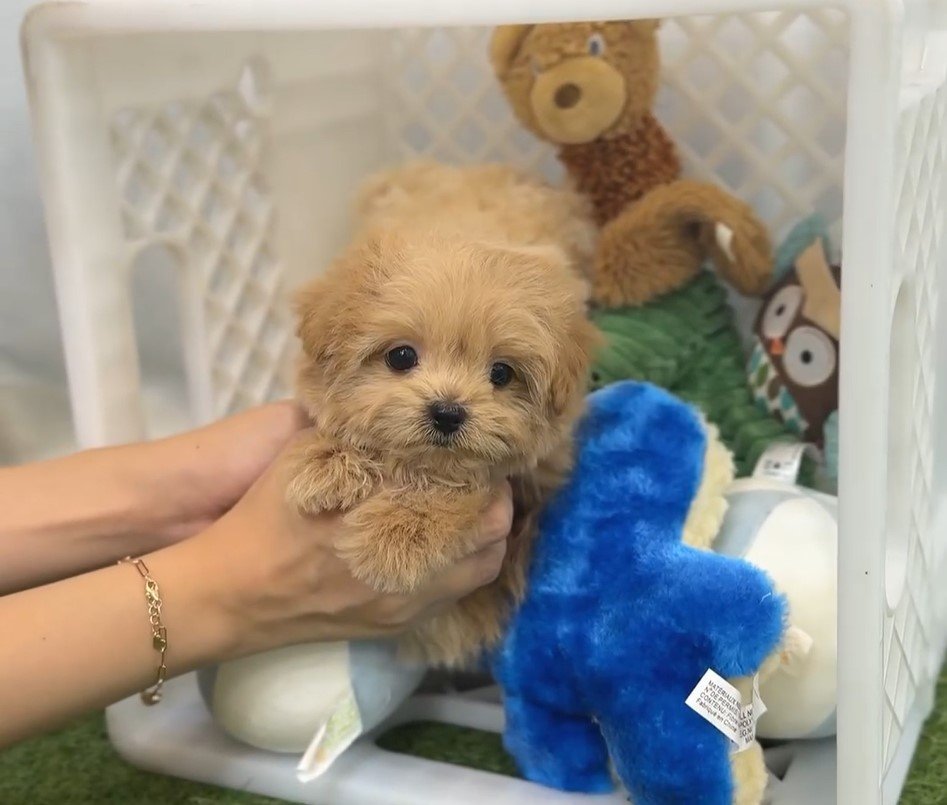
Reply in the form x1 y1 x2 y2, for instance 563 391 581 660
295 231 598 470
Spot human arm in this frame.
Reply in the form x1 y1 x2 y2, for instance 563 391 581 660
0 402 305 594
0 444 513 749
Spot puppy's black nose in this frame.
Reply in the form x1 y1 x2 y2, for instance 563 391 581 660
429 401 467 435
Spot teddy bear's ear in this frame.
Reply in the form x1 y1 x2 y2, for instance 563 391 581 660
489 25 534 79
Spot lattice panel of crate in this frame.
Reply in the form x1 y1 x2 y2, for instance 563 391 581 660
381 10 849 243
882 80 947 779
110 61 294 418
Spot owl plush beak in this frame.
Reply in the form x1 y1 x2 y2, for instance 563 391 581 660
768 337 785 357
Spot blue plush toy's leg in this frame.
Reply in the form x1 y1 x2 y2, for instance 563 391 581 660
598 695 734 805
503 694 613 793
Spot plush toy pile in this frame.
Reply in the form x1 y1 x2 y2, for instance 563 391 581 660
488 20 824 481
486 18 842 805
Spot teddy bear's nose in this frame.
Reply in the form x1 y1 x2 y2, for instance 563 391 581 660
554 82 582 109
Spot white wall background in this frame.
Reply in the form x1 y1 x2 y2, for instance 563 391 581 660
0 0 75 462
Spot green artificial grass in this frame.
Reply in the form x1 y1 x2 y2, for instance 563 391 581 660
376 720 519 778
3 669 946 804
0 714 284 805
900 671 947 805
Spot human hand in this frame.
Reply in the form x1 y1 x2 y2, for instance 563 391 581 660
0 428 511 744
0 402 307 594
174 439 514 658
130 401 308 545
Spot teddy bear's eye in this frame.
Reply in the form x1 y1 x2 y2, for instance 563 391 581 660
587 33 606 57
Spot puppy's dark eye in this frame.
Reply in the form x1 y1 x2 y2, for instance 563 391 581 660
490 362 515 387
386 345 418 372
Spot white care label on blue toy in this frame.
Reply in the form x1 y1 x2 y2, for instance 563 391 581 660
685 670 766 753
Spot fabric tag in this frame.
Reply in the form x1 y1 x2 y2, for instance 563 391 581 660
749 675 767 739
686 670 765 753
752 442 810 485
296 690 364 782
715 223 736 263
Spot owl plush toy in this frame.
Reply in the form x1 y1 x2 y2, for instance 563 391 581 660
748 216 841 484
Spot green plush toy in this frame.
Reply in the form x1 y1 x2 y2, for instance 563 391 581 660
589 269 813 482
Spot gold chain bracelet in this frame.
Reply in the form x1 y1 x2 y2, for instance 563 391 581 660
118 556 168 705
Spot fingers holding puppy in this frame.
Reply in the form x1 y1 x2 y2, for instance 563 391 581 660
478 480 515 548
209 451 514 654
430 482 513 595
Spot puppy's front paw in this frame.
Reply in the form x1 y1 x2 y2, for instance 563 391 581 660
286 439 379 516
339 492 480 594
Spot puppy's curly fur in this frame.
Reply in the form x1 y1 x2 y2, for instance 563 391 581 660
289 162 600 667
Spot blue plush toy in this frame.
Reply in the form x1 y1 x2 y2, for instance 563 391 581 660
494 381 787 804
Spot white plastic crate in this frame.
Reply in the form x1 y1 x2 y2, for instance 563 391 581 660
19 1 947 804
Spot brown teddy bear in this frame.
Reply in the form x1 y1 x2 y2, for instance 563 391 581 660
490 20 773 307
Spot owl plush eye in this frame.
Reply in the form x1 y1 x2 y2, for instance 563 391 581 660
587 33 606 57
783 326 837 387
761 285 804 340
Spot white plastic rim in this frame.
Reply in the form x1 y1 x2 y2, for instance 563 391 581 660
884 279 916 611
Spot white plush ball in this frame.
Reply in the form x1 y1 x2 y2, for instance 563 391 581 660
203 641 424 754
715 477 837 740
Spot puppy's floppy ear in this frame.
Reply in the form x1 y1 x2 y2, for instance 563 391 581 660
550 311 601 418
526 251 603 420
490 25 534 79
294 234 393 363
293 275 336 362
497 243 602 418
